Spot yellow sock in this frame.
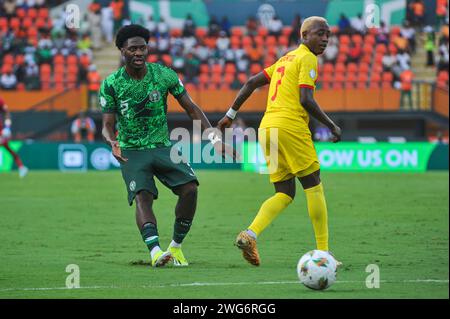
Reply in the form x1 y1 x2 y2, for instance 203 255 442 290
304 183 329 251
248 192 293 237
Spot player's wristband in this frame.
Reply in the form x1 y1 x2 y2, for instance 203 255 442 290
226 108 237 120
208 132 222 145
4 119 11 128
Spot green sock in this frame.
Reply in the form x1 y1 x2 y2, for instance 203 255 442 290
173 218 192 244
141 222 160 252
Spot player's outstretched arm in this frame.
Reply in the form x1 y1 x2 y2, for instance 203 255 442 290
217 72 269 131
300 87 342 143
177 93 238 160
102 113 128 162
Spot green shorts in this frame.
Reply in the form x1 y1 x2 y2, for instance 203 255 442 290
120 146 198 205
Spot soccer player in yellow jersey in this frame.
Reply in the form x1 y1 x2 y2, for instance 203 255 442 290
218 17 342 266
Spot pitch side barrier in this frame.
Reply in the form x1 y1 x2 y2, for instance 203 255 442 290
0 142 448 172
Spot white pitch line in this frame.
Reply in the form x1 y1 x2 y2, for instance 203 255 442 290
0 279 448 292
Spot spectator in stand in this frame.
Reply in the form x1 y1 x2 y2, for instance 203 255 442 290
36 39 53 65
350 13 366 35
221 16 231 37
246 16 258 37
393 34 409 52
231 73 247 90
337 13 351 35
157 35 170 55
145 15 157 37
24 60 40 90
1 68 17 90
268 15 283 38
382 52 398 72
183 13 196 38
424 28 436 66
397 49 411 71
236 53 250 74
184 51 200 84
246 40 263 64
323 35 338 64
208 15 221 37
157 17 170 38
77 34 92 58
409 0 425 28
376 21 390 45
437 38 449 72
87 65 101 110
110 0 125 33
193 41 210 64
216 30 230 57
101 5 114 44
400 20 416 54
71 112 96 143
347 43 362 64
2 0 16 18
182 34 197 53
288 14 302 46
399 68 414 109
436 0 448 29
88 3 102 50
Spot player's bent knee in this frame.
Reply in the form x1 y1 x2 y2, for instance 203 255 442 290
175 182 198 198
135 190 154 205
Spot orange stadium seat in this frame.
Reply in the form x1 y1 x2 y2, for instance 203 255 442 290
199 64 209 74
254 35 264 46
265 36 276 46
361 54 372 64
15 54 25 66
347 63 358 74
0 17 7 29
364 34 376 45
3 54 14 65
211 73 222 85
257 27 268 37
9 17 20 30
282 26 292 36
332 82 343 89
224 63 236 74
336 54 346 63
357 73 369 83
170 28 182 37
357 81 367 89
38 8 49 19
35 17 47 29
339 35 350 46
195 27 207 38
375 44 387 55
323 63 334 74
54 64 65 75
335 63 346 73
199 73 209 86
230 36 240 47
16 8 26 18
1 64 12 73
369 82 379 89
278 36 289 47
382 72 394 83
22 17 33 28
242 36 252 47
339 44 350 54
211 64 223 74
370 73 381 83
231 27 243 37
438 71 449 82
351 34 363 45
250 63 262 75
224 73 234 85
53 54 65 65
27 8 38 19
67 55 78 65
335 73 345 83
161 54 172 66
147 54 158 63
184 83 197 92
237 73 247 83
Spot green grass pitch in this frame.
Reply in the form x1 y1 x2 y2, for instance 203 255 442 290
0 170 448 298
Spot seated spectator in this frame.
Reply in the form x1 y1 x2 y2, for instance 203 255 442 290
208 15 221 37
157 17 169 38
24 61 40 90
183 51 200 84
376 21 390 45
409 0 425 28
246 16 258 37
400 20 416 53
268 15 283 38
289 14 302 46
216 31 230 53
193 42 210 64
323 35 338 63
221 16 231 37
1 69 18 90
397 49 411 71
2 0 16 18
145 15 157 37
350 13 365 34
347 43 362 64
36 39 53 65
437 39 449 72
183 35 197 53
382 53 398 72
71 112 96 143
393 35 409 52
337 13 351 34
183 13 196 38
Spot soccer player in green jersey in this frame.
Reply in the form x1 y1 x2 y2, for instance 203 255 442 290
100 25 235 267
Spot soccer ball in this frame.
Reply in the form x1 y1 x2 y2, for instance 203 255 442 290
297 250 337 290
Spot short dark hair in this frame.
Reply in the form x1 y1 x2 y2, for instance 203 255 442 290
115 24 150 49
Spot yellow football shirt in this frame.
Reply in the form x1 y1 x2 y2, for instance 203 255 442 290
259 44 318 131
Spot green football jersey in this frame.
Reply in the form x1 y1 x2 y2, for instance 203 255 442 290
99 63 186 150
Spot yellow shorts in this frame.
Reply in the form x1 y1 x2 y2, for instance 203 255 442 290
258 127 320 183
